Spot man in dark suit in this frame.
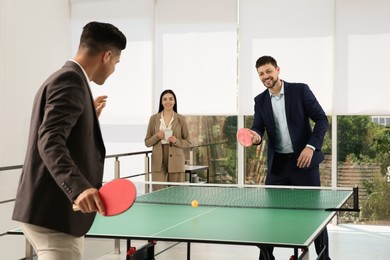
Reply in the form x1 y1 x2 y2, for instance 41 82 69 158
12 22 126 259
248 56 330 260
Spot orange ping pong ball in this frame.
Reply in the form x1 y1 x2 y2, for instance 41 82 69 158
191 200 199 208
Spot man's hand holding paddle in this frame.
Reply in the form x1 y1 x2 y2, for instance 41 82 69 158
73 188 106 215
73 179 136 217
237 128 261 147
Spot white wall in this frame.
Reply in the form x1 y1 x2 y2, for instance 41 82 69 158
0 1 71 258
0 0 71 166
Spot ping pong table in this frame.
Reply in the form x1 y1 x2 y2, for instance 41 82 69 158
86 185 357 260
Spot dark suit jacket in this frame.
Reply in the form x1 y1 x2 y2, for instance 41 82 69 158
12 61 106 237
252 81 328 174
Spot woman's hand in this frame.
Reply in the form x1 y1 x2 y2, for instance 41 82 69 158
156 130 164 140
168 136 177 144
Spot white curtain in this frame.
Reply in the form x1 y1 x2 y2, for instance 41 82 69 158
71 0 154 125
333 0 390 115
70 0 390 119
155 0 238 115
238 0 334 115
239 0 390 116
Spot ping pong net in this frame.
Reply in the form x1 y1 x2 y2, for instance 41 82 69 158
136 185 359 211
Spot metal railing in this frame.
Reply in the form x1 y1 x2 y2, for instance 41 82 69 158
185 141 227 165
0 150 152 259
1 143 227 259
0 150 153 206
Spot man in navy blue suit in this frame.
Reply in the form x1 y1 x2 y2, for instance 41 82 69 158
248 56 330 260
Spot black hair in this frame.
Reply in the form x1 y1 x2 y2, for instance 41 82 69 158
79 21 127 55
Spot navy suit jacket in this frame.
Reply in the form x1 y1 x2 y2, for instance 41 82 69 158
252 81 328 174
12 61 106 237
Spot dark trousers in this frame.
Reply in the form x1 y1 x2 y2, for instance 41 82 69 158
259 152 331 260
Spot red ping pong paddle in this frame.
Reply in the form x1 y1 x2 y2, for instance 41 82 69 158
73 178 136 216
237 128 253 147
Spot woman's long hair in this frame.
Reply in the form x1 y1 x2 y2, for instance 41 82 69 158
158 89 178 113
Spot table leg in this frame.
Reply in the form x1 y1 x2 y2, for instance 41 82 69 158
257 244 271 260
187 242 191 260
294 248 298 259
126 239 131 260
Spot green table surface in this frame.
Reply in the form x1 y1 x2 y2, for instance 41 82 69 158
87 186 352 248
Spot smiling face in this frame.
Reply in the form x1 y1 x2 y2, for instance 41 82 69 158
161 93 176 111
257 63 280 91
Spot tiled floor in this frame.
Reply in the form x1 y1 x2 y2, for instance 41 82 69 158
84 224 390 260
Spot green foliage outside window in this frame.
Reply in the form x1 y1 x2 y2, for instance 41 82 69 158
190 114 390 223
337 116 390 173
361 177 390 223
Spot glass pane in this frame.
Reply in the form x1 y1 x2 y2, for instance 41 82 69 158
337 115 390 225
185 116 237 184
243 115 268 184
243 115 333 186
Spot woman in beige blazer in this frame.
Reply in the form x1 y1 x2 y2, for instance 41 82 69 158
145 89 191 190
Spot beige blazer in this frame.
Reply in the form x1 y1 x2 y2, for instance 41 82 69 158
145 112 191 173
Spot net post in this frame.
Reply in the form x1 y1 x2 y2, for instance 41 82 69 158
114 156 121 254
353 185 359 211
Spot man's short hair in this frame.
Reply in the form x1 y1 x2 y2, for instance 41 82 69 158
79 21 127 55
255 56 278 69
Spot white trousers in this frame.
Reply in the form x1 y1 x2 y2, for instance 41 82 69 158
19 222 84 260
